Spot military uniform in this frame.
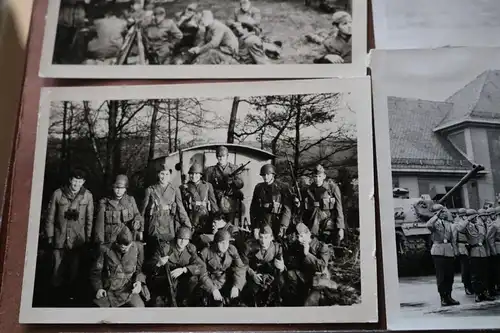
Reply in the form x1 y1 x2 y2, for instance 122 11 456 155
302 165 344 244
453 208 472 294
90 241 146 307
426 204 459 306
199 231 247 306
197 221 241 250
172 4 205 64
232 6 261 33
485 208 499 295
146 228 204 306
238 33 269 64
141 183 191 245
143 8 183 64
321 33 352 63
45 185 94 292
88 15 128 60
192 20 240 65
486 207 500 293
250 164 292 237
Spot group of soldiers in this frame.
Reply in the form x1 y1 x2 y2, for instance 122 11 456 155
55 0 352 65
40 145 348 308
426 204 500 306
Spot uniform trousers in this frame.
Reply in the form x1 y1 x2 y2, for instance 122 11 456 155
489 255 500 292
51 247 82 289
470 257 488 295
459 254 472 289
432 255 455 295
93 293 145 307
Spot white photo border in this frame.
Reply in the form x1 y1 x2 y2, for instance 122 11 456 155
38 0 367 79
19 78 377 324
371 49 500 331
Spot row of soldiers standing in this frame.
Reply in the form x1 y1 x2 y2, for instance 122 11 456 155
427 204 500 306
41 145 347 307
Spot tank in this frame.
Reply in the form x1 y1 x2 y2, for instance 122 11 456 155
394 164 485 277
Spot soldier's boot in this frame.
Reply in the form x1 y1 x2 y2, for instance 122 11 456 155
446 293 460 306
483 292 496 301
440 294 451 307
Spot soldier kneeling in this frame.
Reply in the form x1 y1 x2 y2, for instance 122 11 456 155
91 227 147 307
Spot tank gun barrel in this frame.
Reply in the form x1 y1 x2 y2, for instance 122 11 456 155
437 164 485 205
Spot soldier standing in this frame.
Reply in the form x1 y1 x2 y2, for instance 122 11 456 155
426 204 460 306
184 163 219 233
146 227 204 307
486 206 500 295
485 208 498 296
241 225 285 306
454 208 473 295
94 175 143 245
250 164 292 239
199 229 247 306
302 165 345 245
456 209 495 302
205 146 245 224
90 227 146 307
142 164 191 255
45 169 94 304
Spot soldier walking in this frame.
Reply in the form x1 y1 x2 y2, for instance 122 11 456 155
205 146 245 225
456 209 495 302
45 168 94 304
142 164 191 256
454 208 473 295
198 229 247 306
487 206 500 295
146 227 204 307
184 163 219 233
90 227 147 308
426 204 460 306
302 165 345 245
94 175 143 245
250 164 292 240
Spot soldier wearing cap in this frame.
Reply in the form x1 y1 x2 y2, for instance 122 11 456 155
241 224 285 306
205 145 245 224
143 5 183 64
95 174 143 245
184 163 219 233
454 208 473 295
172 3 205 64
284 223 332 306
426 204 460 306
196 212 241 251
456 208 495 302
142 164 191 256
198 229 247 306
45 168 94 303
486 207 499 296
146 227 204 306
250 163 292 239
301 164 345 245
228 0 261 34
91 227 146 307
486 206 500 294
314 11 352 65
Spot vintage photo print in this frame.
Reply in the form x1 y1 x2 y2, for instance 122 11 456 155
38 0 366 79
372 0 500 50
372 47 500 330
19 78 377 324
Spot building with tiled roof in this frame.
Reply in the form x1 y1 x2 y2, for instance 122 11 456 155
388 70 500 209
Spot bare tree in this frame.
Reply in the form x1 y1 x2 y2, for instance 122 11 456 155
227 97 240 143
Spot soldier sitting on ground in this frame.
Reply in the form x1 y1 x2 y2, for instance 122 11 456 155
229 22 270 64
94 174 143 244
91 227 147 308
195 212 241 251
146 227 204 307
198 229 247 306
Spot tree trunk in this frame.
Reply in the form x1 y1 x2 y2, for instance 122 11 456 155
107 100 119 184
168 99 172 153
227 96 240 143
68 102 74 168
293 96 301 175
148 100 159 167
174 99 180 151
61 101 68 173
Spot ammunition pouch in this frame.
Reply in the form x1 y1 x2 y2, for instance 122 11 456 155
105 211 121 225
64 209 79 221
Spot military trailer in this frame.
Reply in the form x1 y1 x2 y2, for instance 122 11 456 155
394 164 485 277
151 143 275 228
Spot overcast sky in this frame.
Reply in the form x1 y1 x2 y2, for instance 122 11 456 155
371 47 500 101
373 0 500 50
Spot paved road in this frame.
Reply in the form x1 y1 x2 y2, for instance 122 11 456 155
399 274 500 318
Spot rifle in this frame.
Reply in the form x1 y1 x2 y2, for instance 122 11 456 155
284 153 302 202
223 161 251 196
157 238 177 307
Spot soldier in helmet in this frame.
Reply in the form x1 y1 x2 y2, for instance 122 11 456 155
205 145 245 225
195 211 242 251
146 226 204 307
241 224 285 306
141 164 191 257
250 163 292 239
486 206 500 294
486 207 498 296
426 204 460 306
301 165 345 245
94 174 143 245
454 208 473 295
198 229 247 306
456 209 495 302
184 163 219 233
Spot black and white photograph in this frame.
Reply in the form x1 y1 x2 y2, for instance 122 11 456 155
372 0 500 50
372 47 500 330
38 0 366 79
19 79 377 324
